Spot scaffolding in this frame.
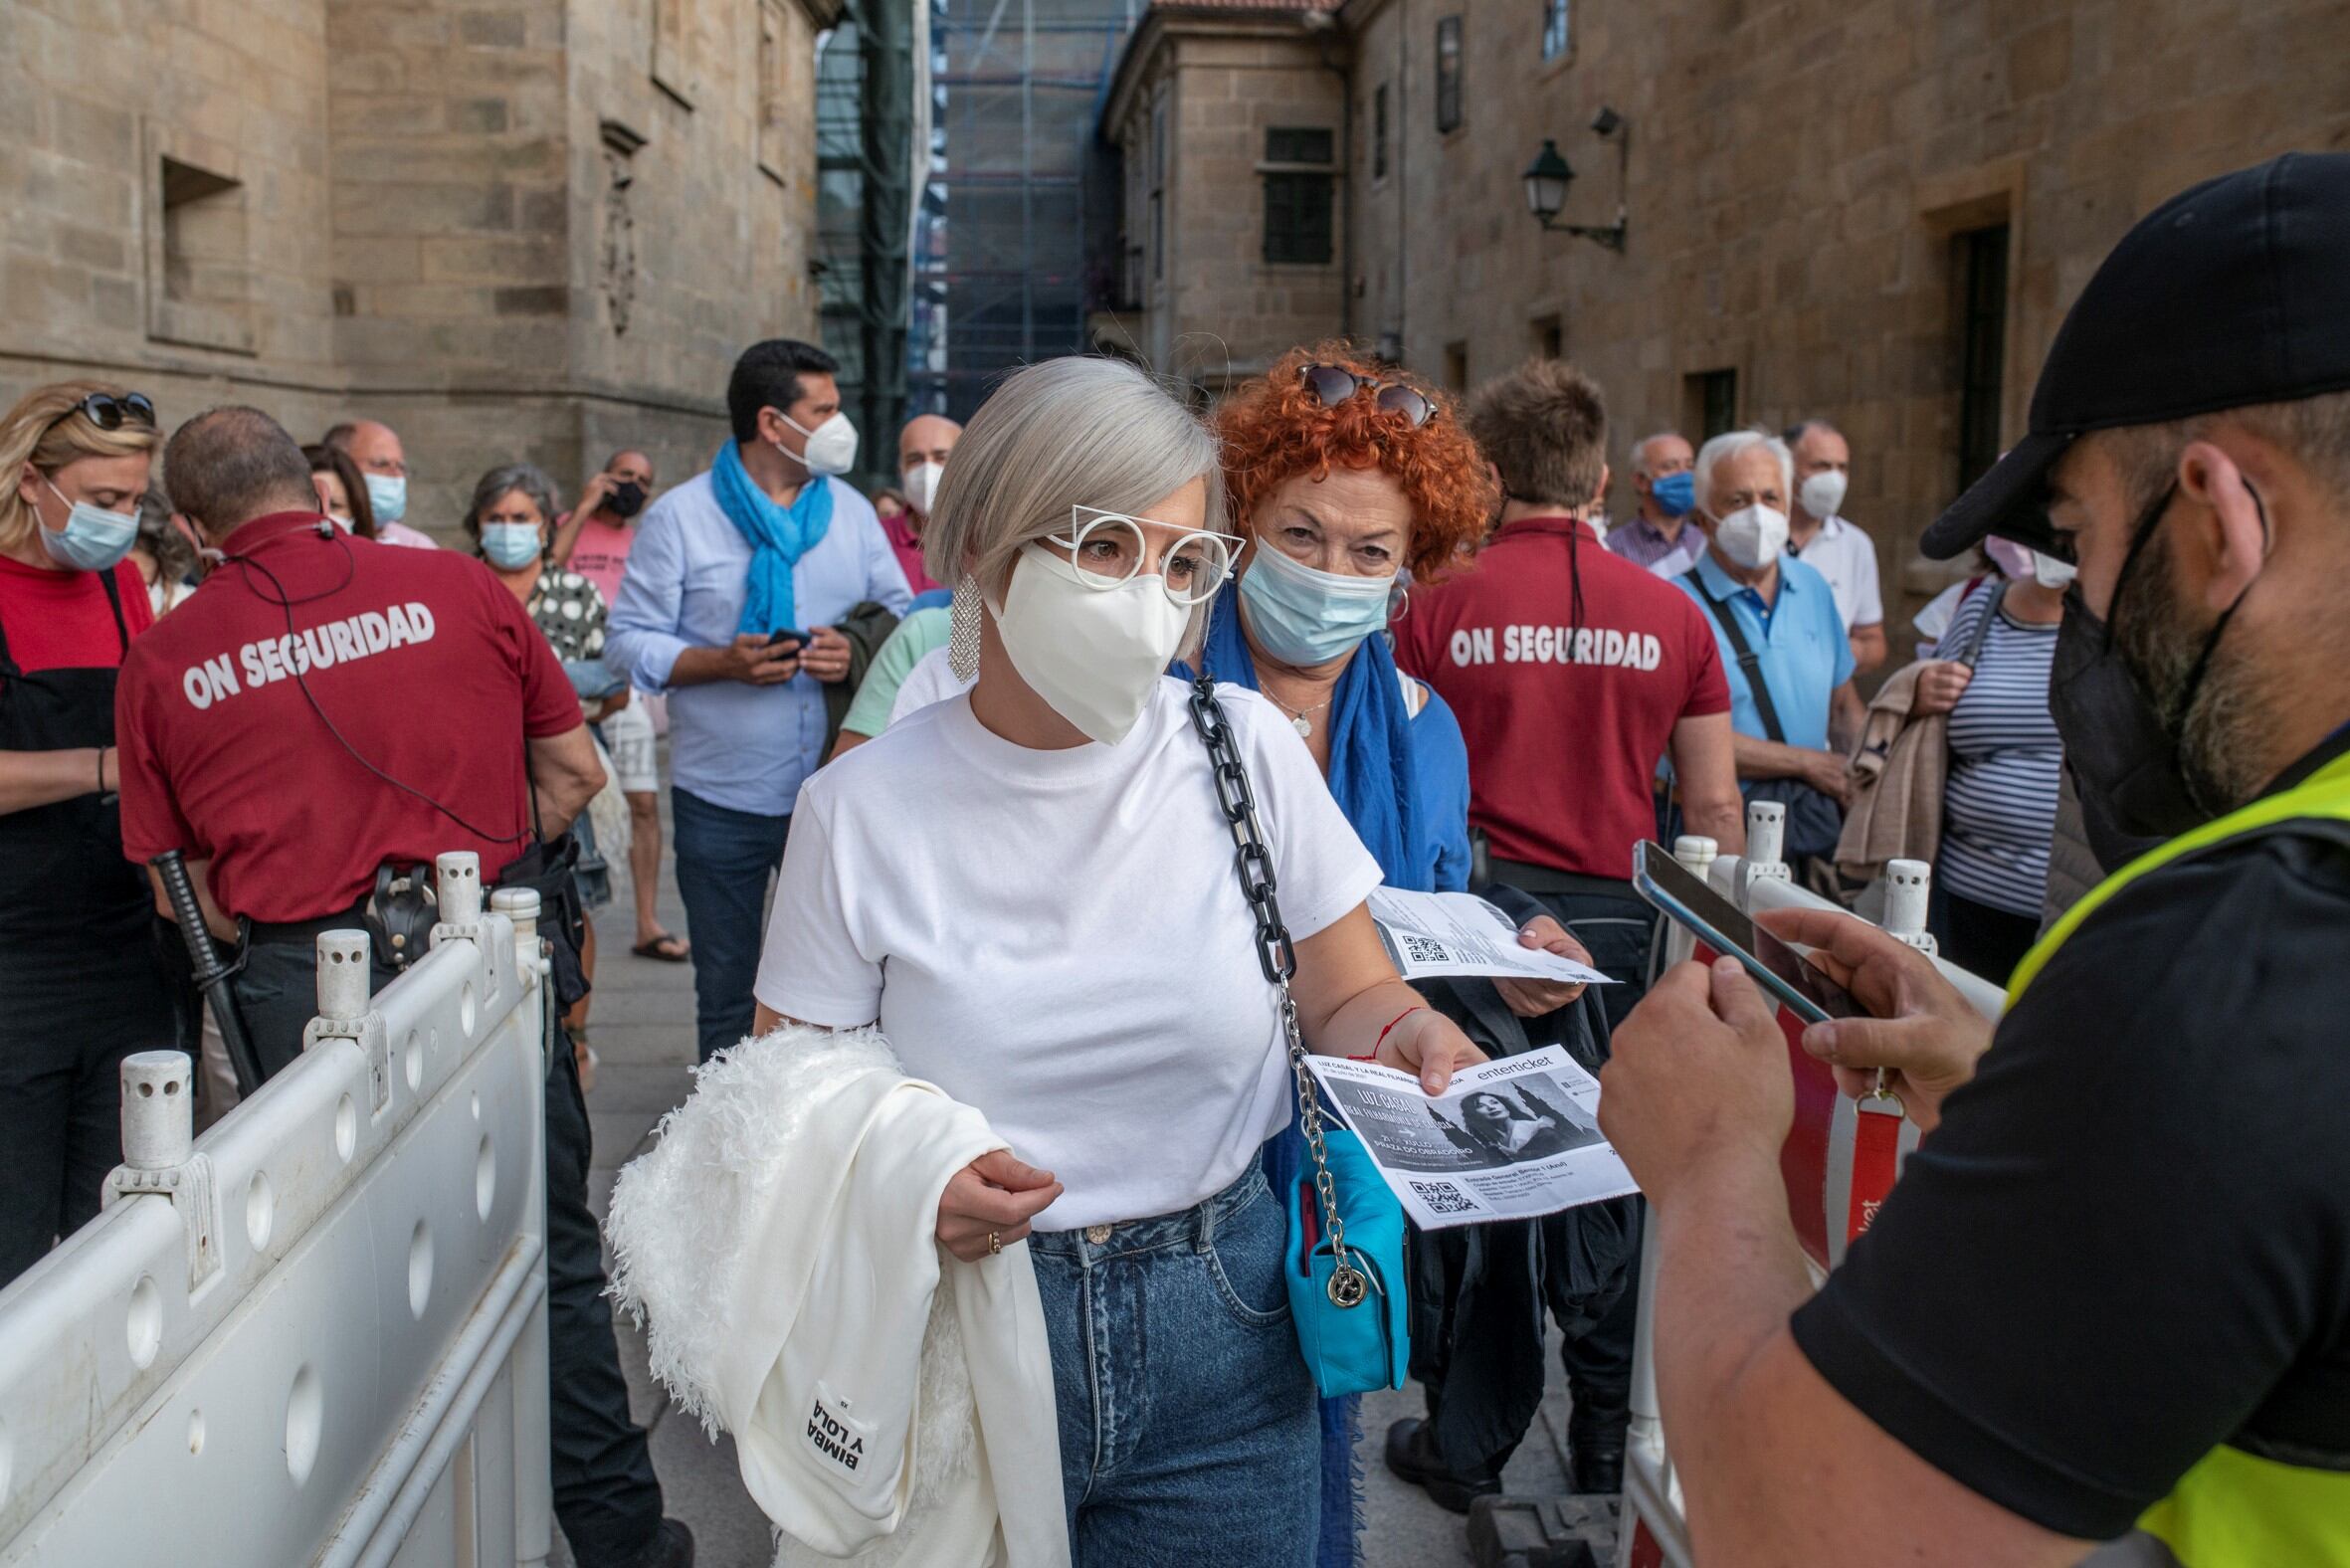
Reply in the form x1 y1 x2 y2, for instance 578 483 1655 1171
911 0 1139 421
816 0 923 486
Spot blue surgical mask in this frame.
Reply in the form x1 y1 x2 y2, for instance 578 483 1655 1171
364 472 408 525
1236 542 1397 667
480 520 543 569
1650 471 1695 518
40 482 139 573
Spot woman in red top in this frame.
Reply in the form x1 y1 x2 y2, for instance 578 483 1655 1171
0 381 177 1286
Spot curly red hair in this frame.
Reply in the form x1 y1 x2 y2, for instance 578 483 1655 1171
1214 341 1497 582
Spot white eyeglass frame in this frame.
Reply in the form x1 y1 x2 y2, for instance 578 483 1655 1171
1045 505 1250 607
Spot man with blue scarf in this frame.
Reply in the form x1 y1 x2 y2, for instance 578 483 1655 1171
605 339 910 1063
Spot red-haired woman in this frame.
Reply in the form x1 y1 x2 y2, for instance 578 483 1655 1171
1189 344 1600 1559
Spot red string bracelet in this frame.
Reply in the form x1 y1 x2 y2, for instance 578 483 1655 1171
1351 1005 1427 1062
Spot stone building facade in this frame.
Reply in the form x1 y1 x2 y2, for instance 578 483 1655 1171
1097 0 1348 387
1 0 840 540
1099 0 2350 637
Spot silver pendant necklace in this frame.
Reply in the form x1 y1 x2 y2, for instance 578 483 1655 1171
1271 692 1334 738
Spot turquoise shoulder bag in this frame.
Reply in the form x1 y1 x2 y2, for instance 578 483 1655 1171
1186 675 1409 1397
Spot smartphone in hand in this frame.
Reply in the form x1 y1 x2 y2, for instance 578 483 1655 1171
1631 842 1864 1026
766 627 810 649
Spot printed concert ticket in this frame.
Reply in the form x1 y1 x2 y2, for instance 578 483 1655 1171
1305 1046 1640 1230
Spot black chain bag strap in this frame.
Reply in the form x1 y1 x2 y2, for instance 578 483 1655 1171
1183 674 1371 1306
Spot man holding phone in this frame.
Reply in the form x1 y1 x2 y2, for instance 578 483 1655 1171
605 340 911 1062
1601 154 2350 1566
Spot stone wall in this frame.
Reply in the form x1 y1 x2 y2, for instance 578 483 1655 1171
0 0 837 542
1343 0 2350 640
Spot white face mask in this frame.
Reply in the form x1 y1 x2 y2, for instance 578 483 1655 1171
2030 552 2078 589
1798 470 1848 520
987 544 1192 745
1713 504 1790 570
1987 535 2078 590
775 410 860 478
902 460 944 515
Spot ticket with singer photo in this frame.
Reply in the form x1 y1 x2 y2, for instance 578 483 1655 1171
1306 1046 1640 1230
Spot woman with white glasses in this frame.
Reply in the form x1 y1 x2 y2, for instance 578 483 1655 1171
750 356 1480 1564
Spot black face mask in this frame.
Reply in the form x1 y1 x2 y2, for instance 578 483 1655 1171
605 480 647 519
2046 481 2209 866
2051 589 2203 868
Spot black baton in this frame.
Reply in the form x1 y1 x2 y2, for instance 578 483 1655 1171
151 850 265 1096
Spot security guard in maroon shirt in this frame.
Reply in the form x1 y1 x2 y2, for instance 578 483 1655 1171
114 407 694 1568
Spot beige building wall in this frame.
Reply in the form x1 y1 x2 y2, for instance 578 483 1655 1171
0 0 838 542
1102 7 1349 391
1343 0 2350 639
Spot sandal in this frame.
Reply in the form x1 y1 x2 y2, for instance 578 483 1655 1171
631 932 690 962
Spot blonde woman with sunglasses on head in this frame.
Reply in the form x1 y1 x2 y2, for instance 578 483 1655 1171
0 382 180 1286
745 357 1482 1564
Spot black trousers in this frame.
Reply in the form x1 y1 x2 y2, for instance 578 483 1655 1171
1498 881 1659 1417
232 940 664 1568
0 925 179 1285
1928 883 2043 986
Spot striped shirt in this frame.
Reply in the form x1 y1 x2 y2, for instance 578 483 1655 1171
1937 584 2060 917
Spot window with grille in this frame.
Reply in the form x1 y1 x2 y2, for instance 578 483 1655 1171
1263 126 1335 266
1435 16 1464 133
1955 224 2011 494
1541 0 1571 60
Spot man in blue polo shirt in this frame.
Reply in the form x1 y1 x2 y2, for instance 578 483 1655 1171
1674 429 1861 860
604 339 911 1062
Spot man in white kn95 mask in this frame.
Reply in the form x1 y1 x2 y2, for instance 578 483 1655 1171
887 413 962 595
1783 418 1887 674
1672 428 1865 866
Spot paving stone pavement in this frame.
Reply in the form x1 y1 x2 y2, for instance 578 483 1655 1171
555 788 1575 1567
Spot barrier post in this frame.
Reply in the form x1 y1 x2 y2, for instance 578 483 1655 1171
1737 800 1790 904
102 1050 225 1293
490 884 555 1568
1880 859 1939 956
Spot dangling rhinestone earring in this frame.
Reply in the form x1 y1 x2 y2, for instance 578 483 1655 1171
949 577 982 683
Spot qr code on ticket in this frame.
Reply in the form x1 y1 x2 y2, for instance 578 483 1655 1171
1399 934 1453 966
1409 1179 1478 1217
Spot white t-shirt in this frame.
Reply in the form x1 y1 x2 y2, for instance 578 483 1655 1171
1786 514 1884 632
754 677 1384 1230
887 644 972 725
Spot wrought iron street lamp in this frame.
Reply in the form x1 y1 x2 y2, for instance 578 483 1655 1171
1522 108 1630 252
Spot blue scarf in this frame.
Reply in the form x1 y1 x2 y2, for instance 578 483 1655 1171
711 439 833 637
1188 581 1430 890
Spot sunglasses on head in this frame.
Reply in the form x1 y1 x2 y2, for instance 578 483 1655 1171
57 392 157 433
1299 363 1436 428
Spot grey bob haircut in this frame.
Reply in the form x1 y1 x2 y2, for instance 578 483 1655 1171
922 357 1226 630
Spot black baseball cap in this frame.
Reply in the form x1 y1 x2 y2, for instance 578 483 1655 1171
1923 151 2350 559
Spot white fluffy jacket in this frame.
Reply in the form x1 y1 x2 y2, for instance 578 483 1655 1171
605 1025 1070 1568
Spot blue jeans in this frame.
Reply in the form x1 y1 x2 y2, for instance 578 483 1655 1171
1029 1169 1320 1567
669 786 792 1063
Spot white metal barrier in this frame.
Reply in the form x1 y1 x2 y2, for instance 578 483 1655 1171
0 853 552 1568
1613 804 2007 1568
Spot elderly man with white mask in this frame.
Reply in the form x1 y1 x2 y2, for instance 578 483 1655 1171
1783 419 1887 673
1674 429 1864 865
883 412 962 596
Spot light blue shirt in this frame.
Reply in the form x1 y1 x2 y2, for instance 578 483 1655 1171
604 467 912 816
1674 550 1853 754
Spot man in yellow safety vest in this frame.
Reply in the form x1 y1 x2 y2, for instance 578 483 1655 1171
1599 151 2350 1567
